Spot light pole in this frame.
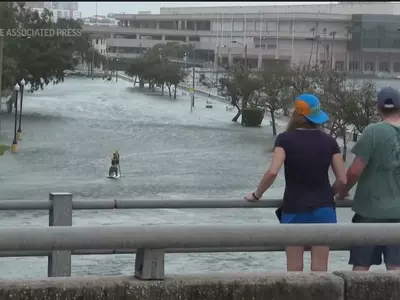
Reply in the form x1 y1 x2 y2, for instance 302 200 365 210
191 45 196 111
91 43 95 80
11 83 20 153
115 57 119 82
0 35 3 131
183 53 188 69
17 79 25 140
231 40 248 125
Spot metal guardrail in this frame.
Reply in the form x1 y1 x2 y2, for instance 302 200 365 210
0 193 356 279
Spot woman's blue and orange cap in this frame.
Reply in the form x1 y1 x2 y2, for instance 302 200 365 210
295 93 329 125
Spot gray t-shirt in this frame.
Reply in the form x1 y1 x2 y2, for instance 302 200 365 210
352 121 400 219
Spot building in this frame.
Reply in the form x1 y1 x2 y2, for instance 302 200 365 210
83 2 400 74
24 2 81 22
83 15 118 27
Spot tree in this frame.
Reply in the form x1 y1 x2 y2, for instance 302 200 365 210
319 70 378 161
126 45 188 99
151 42 194 60
218 75 241 121
126 57 148 87
346 81 378 134
218 65 261 123
259 64 291 135
164 63 187 99
1 3 105 94
287 64 322 98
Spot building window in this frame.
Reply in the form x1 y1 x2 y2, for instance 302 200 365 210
188 36 200 42
349 61 360 72
364 61 374 72
267 44 276 50
394 62 400 73
379 61 389 72
335 61 344 71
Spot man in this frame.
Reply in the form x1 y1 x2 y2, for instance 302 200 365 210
108 150 121 176
337 87 400 271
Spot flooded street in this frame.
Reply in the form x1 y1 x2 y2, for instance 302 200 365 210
0 77 379 278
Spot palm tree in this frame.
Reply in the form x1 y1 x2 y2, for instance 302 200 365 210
308 28 316 70
329 31 337 70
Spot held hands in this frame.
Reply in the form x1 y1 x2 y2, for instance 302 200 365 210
334 192 350 201
244 192 260 202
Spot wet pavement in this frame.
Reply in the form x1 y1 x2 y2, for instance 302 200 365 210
0 77 378 278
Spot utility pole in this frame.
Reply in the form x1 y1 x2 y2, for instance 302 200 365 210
91 42 95 80
215 46 219 86
241 44 248 125
92 1 98 80
0 35 3 131
191 45 196 111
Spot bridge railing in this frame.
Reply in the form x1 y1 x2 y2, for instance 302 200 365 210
0 193 369 279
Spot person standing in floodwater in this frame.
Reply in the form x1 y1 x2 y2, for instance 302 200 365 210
244 94 347 272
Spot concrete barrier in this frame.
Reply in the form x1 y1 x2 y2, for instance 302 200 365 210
0 273 344 300
5 272 400 299
334 271 400 300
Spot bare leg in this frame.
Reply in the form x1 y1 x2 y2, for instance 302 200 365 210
353 266 370 271
311 246 329 272
286 246 304 271
386 265 400 271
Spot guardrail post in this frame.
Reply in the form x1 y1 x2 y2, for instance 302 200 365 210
135 248 165 280
48 192 72 277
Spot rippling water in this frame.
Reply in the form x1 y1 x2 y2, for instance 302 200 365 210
0 77 389 279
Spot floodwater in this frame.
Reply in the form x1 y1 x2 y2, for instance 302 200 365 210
0 77 389 279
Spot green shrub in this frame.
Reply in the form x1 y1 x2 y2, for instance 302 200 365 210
242 107 264 127
0 145 9 156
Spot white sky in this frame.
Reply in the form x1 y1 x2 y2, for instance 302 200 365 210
78 2 336 17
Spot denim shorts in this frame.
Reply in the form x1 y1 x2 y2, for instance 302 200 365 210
281 206 337 224
349 214 400 267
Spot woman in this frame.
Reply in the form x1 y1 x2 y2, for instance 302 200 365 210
244 93 347 272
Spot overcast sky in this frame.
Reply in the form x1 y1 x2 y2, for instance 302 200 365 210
78 2 335 17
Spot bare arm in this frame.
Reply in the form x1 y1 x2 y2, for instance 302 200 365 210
338 156 366 197
331 153 347 195
253 147 286 198
336 125 373 197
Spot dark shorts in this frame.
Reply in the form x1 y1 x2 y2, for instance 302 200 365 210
349 214 400 267
281 207 337 224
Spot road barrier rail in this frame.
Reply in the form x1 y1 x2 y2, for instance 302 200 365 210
0 193 384 280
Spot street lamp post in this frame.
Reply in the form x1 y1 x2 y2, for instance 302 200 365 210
115 58 119 82
231 40 248 125
17 79 25 140
0 35 3 132
11 83 20 153
183 53 188 69
91 40 95 80
191 45 196 111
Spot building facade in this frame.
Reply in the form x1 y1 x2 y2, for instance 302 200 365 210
349 14 400 73
82 2 400 74
24 2 81 22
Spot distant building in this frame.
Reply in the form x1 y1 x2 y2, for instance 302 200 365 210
83 15 118 27
24 2 81 22
81 2 400 74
